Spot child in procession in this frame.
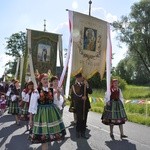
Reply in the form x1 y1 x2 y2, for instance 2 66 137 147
0 94 7 115
101 79 128 139
28 73 66 150
50 76 65 115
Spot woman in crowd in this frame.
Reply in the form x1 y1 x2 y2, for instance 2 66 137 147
50 76 65 115
101 79 128 139
28 73 66 150
21 81 34 131
8 80 21 125
0 94 7 115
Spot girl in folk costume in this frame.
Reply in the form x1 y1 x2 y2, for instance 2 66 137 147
0 94 7 115
21 81 34 130
28 73 66 150
6 79 16 107
8 80 21 125
50 76 65 115
101 79 128 139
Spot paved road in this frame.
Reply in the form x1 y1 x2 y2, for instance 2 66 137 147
0 106 150 150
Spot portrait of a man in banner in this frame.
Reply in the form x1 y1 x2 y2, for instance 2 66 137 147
83 27 97 51
37 44 51 62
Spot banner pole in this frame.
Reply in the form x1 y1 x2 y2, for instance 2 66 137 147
89 0 92 16
44 19 46 32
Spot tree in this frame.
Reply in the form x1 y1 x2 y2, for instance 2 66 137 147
112 0 150 76
115 57 134 84
5 31 26 75
115 53 150 85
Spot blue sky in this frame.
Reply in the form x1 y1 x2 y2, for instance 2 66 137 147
0 0 139 77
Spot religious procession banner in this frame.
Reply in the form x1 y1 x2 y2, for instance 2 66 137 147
70 11 107 79
27 29 62 87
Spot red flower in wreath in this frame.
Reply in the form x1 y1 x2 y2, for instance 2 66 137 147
47 91 53 101
40 91 45 102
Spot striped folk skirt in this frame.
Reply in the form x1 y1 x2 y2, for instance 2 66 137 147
101 99 127 125
21 102 29 115
8 100 20 115
20 102 29 121
29 104 66 143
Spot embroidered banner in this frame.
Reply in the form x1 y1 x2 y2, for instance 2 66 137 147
27 29 59 74
71 11 107 79
27 29 62 87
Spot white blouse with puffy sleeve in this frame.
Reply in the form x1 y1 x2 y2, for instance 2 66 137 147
22 91 30 102
28 89 40 114
104 88 124 104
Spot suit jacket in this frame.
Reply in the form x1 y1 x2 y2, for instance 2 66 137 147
71 83 92 112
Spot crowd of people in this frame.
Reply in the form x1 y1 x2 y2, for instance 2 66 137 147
0 72 128 150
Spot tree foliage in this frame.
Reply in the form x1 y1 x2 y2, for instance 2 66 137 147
6 31 26 57
113 56 134 84
5 31 26 75
114 55 150 85
112 0 150 78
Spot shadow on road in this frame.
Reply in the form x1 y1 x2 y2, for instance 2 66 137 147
0 122 22 147
5 133 33 150
105 139 137 150
68 126 93 150
4 130 70 150
0 113 15 123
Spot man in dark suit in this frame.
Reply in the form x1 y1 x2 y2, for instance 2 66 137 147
71 73 92 139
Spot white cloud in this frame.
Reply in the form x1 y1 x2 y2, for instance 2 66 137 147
92 7 117 23
53 22 68 33
0 54 13 77
72 1 78 10
106 13 117 23
91 7 107 16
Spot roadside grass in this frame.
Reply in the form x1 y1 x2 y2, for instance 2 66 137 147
127 113 150 126
125 103 150 116
123 85 150 99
